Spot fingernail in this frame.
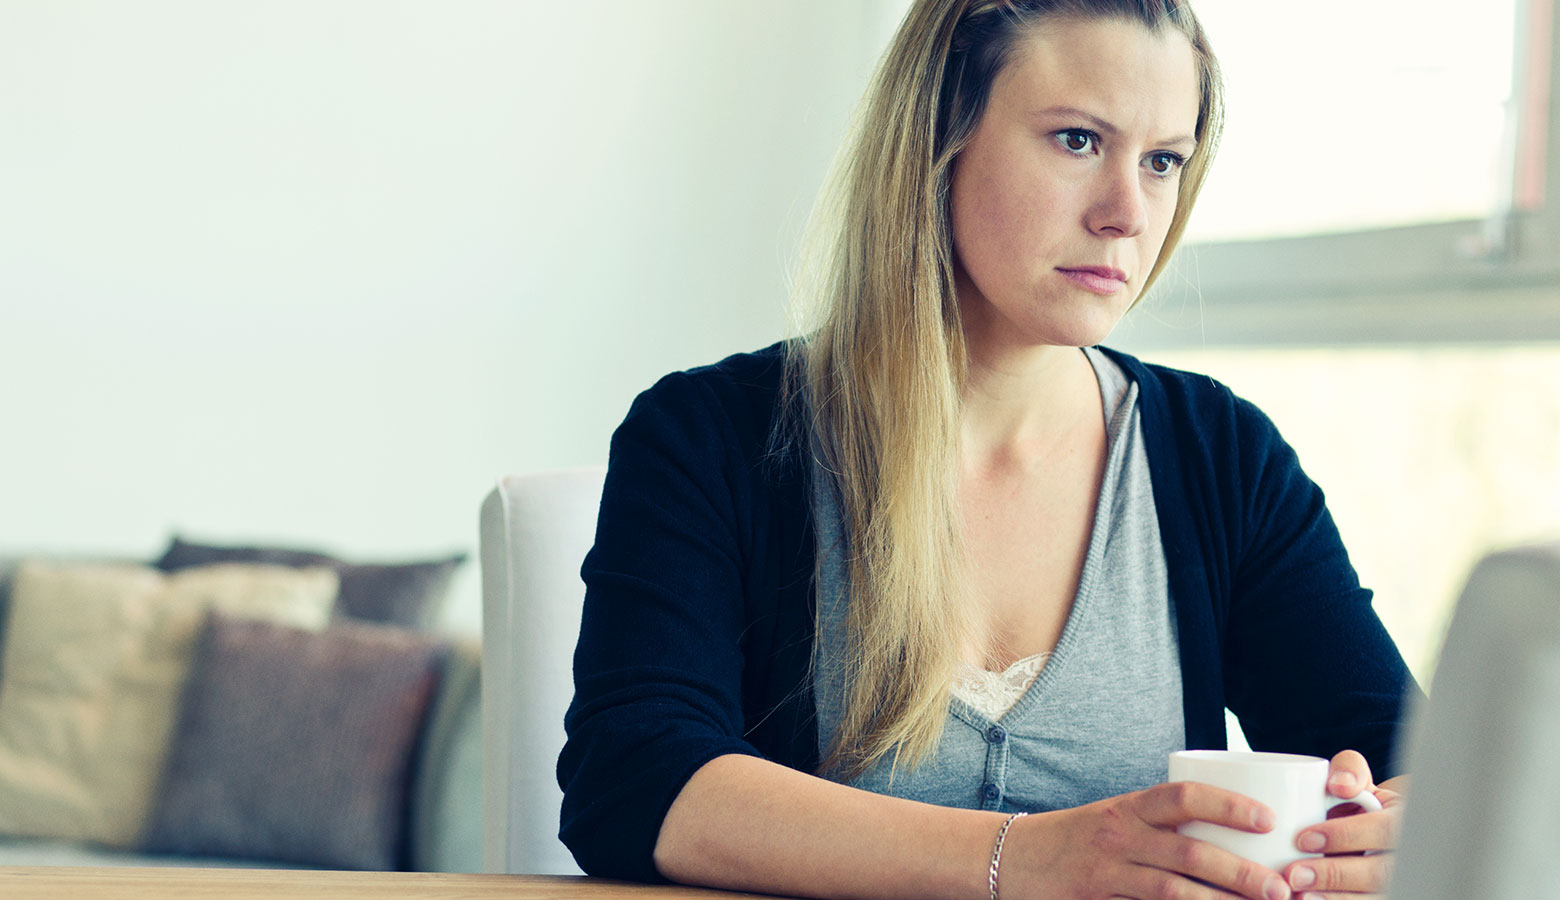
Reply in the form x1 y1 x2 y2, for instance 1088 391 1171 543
1252 807 1275 830
1264 875 1291 900
1288 866 1315 890
1329 771 1357 791
1297 831 1326 852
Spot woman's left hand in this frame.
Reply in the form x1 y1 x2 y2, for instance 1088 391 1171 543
1280 749 1406 899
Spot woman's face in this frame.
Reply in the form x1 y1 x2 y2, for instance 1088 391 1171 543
949 17 1200 353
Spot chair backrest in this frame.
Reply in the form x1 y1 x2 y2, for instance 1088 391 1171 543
1389 541 1560 900
479 468 606 875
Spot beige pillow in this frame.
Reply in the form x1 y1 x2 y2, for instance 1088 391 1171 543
0 560 338 846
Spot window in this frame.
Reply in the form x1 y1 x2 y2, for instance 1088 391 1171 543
1187 0 1521 243
1123 0 1560 347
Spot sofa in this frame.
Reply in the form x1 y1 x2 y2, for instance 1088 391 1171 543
0 538 483 873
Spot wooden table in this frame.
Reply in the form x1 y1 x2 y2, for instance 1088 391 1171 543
0 867 797 900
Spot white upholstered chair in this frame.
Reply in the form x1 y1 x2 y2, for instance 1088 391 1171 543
479 468 606 875
1388 541 1560 900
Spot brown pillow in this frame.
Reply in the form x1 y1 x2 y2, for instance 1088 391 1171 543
141 613 448 870
156 536 465 628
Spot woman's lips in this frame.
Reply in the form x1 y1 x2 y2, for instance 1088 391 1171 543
1056 266 1128 295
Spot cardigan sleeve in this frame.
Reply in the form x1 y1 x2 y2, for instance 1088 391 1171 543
556 370 773 881
1221 395 1420 779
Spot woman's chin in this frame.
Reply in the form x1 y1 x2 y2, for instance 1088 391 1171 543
1032 316 1128 350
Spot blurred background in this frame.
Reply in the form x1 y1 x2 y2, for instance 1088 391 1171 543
2 0 1556 681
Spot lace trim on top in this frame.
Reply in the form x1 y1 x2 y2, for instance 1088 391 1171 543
952 654 1050 721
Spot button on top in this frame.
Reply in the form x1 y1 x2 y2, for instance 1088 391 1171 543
981 782 1000 801
986 726 1007 744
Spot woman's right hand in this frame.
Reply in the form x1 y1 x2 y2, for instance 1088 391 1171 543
1004 782 1294 900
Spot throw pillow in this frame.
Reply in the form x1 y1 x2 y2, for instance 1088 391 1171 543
0 561 337 847
156 536 465 628
141 613 448 870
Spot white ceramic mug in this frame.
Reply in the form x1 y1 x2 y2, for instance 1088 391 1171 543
1167 750 1383 873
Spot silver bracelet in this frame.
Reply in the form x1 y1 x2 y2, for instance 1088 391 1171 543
987 811 1029 900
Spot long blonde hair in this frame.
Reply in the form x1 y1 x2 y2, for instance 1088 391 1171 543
789 0 1224 778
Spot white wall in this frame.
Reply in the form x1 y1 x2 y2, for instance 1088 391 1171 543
0 1 903 632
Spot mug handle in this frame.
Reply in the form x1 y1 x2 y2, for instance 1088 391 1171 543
1326 788 1383 815
1323 787 1385 854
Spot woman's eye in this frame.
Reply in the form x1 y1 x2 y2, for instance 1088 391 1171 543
1055 130 1096 155
1146 152 1186 177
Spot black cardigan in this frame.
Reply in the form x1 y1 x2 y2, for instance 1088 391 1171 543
558 342 1419 881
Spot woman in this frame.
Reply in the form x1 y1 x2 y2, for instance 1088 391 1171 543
559 1 1417 898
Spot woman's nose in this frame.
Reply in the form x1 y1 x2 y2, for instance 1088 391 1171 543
1084 165 1149 238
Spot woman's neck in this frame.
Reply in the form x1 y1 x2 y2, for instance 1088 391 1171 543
960 341 1102 472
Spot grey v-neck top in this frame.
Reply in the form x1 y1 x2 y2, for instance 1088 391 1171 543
810 347 1185 812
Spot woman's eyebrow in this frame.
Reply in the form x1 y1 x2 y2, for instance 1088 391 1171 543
1034 105 1197 152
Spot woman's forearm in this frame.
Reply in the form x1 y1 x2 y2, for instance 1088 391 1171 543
654 753 1008 900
